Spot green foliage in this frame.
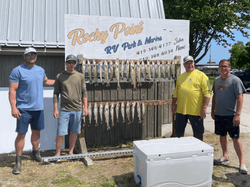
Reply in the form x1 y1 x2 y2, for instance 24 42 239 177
163 0 250 64
52 175 86 186
229 41 250 69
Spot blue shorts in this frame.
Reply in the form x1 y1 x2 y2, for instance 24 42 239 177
214 115 239 139
57 110 82 136
16 110 44 133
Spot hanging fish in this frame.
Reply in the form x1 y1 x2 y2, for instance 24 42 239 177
115 102 119 121
94 102 98 126
93 60 98 86
157 61 161 84
147 60 152 82
131 102 136 123
142 61 146 82
88 103 92 124
82 59 86 78
121 102 125 123
82 104 86 126
110 60 114 81
99 103 103 124
151 61 156 82
110 102 114 127
167 61 171 80
115 59 121 90
99 60 104 84
136 61 142 87
162 61 166 79
130 60 137 92
137 102 141 123
121 60 125 80
104 102 110 130
126 102 131 124
170 61 173 80
142 102 145 120
172 61 175 79
104 60 110 87
87 60 92 84
126 60 130 82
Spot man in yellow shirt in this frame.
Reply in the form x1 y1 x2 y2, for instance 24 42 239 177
172 55 211 141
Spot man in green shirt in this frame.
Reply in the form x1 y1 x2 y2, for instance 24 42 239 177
53 54 88 157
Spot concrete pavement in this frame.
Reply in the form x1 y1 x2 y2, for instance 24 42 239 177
162 91 250 137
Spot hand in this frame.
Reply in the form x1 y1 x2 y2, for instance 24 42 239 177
171 105 176 114
11 108 21 119
83 107 88 116
200 108 207 119
233 115 240 126
211 111 215 120
53 110 59 119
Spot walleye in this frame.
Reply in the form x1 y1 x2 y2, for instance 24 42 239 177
104 102 110 130
136 61 142 87
121 60 125 80
141 102 145 120
94 102 98 126
172 61 175 79
126 102 131 124
99 103 103 124
131 102 136 123
151 61 155 82
142 61 146 82
147 60 152 82
82 59 86 78
99 61 104 84
93 60 98 86
167 61 171 80
157 61 161 84
88 103 92 125
115 59 121 90
130 60 137 92
162 61 166 79
110 60 114 81
137 102 141 123
121 102 125 123
126 60 130 81
87 60 92 84
115 102 119 121
110 102 114 126
104 60 110 87
82 105 86 126
170 61 173 80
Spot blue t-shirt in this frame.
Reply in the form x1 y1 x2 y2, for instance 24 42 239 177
9 63 46 111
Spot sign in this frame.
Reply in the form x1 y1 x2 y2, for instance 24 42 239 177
65 15 189 62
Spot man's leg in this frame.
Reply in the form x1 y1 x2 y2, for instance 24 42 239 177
55 136 64 156
232 138 244 165
220 135 229 159
69 132 78 155
15 133 26 156
175 113 188 138
31 129 40 150
188 115 204 141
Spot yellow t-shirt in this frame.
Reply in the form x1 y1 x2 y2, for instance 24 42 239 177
173 69 211 116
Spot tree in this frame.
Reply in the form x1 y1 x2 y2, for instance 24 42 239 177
230 41 250 69
163 0 250 64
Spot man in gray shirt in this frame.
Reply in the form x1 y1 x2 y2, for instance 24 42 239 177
211 59 247 174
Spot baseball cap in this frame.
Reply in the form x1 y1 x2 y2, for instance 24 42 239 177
66 54 77 61
183 55 194 64
24 47 37 55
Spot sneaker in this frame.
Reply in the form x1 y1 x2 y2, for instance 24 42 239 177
12 155 21 175
32 150 42 162
214 156 229 165
239 164 248 174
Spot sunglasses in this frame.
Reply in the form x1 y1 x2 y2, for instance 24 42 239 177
66 60 76 64
25 53 37 57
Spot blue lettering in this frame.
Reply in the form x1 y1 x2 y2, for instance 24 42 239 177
145 36 162 45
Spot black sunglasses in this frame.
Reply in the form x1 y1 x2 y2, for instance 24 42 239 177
67 60 76 64
25 53 37 57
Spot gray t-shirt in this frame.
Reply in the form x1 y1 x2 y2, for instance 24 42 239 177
212 74 246 116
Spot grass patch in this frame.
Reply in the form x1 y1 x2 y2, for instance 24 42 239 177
52 174 87 186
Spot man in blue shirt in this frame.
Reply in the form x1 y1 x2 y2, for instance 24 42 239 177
9 47 54 174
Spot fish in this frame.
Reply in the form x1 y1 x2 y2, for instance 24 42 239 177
126 101 131 124
99 61 104 84
82 59 86 78
170 61 173 80
99 103 103 124
167 61 171 80
104 102 110 130
126 60 130 82
82 104 86 126
110 60 114 81
131 102 136 123
94 102 98 126
87 60 92 84
93 60 98 86
157 61 161 84
115 59 121 90
88 103 92 125
147 60 152 82
137 102 141 123
110 102 114 126
172 61 175 79
141 102 145 120
136 61 142 87
121 102 125 123
151 61 155 82
142 61 146 82
130 60 137 92
104 60 110 87
121 60 125 80
115 102 119 121
162 61 166 79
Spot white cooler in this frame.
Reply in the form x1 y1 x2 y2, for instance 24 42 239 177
133 137 214 187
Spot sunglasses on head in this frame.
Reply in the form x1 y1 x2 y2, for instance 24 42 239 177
66 60 76 64
25 53 37 57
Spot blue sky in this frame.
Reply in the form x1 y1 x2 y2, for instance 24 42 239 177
197 30 248 64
